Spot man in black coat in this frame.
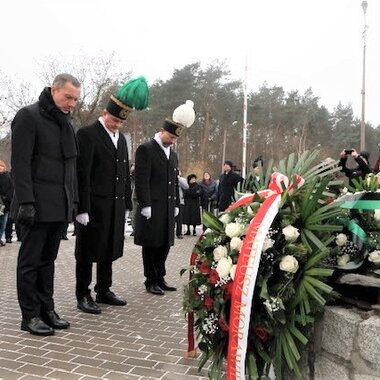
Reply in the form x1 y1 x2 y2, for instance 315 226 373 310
217 160 243 212
134 100 195 295
11 73 81 336
75 77 148 314
339 149 373 186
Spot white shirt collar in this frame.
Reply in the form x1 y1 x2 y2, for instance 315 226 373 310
154 132 170 159
99 117 119 148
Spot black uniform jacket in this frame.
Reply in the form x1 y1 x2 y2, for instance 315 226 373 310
75 121 132 262
134 139 179 247
11 103 78 222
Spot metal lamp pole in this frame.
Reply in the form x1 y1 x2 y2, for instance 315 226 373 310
360 0 368 151
242 58 248 178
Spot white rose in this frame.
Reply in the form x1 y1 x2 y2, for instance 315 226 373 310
342 187 348 194
230 237 243 251
335 233 348 247
219 213 230 224
216 257 233 278
374 210 380 222
368 250 380 263
230 264 237 280
282 225 300 242
213 245 228 261
247 206 254 215
225 223 243 238
279 255 299 273
337 254 350 266
263 237 274 252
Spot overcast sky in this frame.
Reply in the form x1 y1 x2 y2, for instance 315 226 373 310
1 0 379 126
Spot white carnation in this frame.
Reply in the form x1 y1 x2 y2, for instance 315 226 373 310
374 210 380 222
368 250 380 263
230 264 237 280
219 213 230 224
263 237 274 252
282 225 300 242
279 255 299 273
230 237 243 251
216 257 233 278
335 233 348 247
225 223 243 238
213 245 228 261
337 254 351 266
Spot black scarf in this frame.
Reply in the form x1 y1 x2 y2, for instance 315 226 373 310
38 87 78 159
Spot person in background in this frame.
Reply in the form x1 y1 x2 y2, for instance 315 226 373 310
11 73 81 336
176 170 189 239
183 173 202 236
0 161 13 246
217 159 242 212
339 149 373 186
198 171 217 228
129 163 137 237
134 100 195 295
75 77 148 314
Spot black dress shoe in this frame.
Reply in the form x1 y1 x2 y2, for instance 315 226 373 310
61 235 68 240
159 281 177 291
184 231 191 236
77 295 101 314
21 317 54 336
5 238 12 243
176 235 183 239
96 291 127 306
146 284 164 295
42 310 70 329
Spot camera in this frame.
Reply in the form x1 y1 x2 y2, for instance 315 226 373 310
344 149 354 155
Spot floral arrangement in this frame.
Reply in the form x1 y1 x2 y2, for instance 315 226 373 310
327 174 380 270
182 151 344 379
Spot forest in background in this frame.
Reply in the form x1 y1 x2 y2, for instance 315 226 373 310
1 53 379 180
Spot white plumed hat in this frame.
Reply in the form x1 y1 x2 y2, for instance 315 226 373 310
163 100 195 137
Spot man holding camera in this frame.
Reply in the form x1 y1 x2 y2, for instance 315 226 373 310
339 148 373 186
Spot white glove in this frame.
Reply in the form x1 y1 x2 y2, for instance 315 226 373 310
141 207 151 219
174 207 179 217
76 213 89 226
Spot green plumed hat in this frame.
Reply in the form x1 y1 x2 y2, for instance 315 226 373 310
106 76 149 120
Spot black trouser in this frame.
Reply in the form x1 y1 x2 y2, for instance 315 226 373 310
142 245 170 287
75 258 113 299
175 204 184 236
17 222 65 320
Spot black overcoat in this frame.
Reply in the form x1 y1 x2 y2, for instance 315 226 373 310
75 121 132 262
217 171 242 212
11 103 78 222
183 182 202 225
134 139 179 247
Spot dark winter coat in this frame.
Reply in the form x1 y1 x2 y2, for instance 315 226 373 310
0 171 13 214
134 139 179 247
183 182 202 225
339 156 373 187
11 102 78 222
75 121 132 262
217 171 242 212
199 179 218 211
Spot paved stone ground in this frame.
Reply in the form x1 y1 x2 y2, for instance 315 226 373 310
0 225 211 380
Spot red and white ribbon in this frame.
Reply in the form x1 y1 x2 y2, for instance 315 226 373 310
226 172 303 380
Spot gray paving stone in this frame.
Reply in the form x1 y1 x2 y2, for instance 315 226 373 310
0 232 207 379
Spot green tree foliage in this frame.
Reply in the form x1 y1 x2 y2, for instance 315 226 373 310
1 56 380 176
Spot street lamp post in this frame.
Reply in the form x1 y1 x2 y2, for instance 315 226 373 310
242 58 248 178
222 121 237 171
360 0 368 151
